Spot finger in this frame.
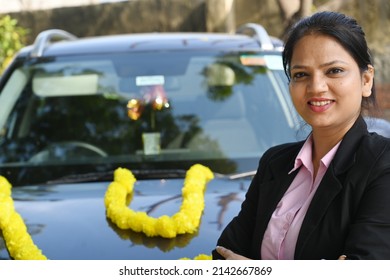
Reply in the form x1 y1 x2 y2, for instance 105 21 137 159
215 246 232 258
215 246 250 260
338 255 347 260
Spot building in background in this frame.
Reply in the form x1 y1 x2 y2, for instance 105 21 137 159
0 0 127 13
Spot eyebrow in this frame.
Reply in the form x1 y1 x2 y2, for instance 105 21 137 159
291 60 348 70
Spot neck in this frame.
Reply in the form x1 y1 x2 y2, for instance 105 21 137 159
310 118 356 177
311 116 358 161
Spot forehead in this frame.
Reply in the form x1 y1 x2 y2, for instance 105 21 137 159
291 34 354 64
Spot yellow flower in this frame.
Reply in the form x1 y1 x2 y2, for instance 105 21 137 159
1 164 214 260
0 176 47 260
180 254 212 260
0 176 12 195
104 164 214 238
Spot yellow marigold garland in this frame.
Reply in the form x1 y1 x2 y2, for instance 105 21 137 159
0 176 47 260
181 254 212 260
104 164 214 238
0 164 214 259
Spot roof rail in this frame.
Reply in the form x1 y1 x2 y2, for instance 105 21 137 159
235 23 275 50
30 29 77 58
270 36 284 51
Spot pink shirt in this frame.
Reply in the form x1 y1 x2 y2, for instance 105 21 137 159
260 136 341 259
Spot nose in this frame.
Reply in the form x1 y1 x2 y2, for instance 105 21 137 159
307 73 327 94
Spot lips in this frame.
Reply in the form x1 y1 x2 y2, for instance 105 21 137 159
308 100 334 106
308 99 334 112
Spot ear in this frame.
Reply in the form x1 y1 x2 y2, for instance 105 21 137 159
362 65 374 97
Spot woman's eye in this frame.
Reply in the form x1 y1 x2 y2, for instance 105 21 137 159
328 68 343 74
292 72 306 81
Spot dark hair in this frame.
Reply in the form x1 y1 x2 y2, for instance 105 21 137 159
282 11 377 113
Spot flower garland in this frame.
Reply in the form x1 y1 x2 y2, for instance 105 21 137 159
181 254 212 260
0 164 214 260
104 164 214 238
0 176 47 260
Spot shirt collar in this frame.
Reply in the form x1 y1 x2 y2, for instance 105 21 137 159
288 134 341 174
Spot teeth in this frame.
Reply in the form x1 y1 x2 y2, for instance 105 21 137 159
310 100 332 106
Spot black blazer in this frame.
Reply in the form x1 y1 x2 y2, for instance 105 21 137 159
213 116 390 259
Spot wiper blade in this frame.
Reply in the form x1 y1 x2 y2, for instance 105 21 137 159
131 169 187 179
46 171 114 184
227 170 256 180
46 169 188 184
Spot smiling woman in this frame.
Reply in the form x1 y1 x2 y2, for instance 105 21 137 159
288 34 374 142
213 11 390 260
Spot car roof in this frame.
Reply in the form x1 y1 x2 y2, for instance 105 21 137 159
17 24 283 58
27 33 261 56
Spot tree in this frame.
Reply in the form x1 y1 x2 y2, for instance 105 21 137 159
277 0 312 38
0 15 29 74
277 0 348 38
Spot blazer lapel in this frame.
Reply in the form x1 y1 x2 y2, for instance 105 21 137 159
255 144 301 256
294 116 368 259
294 166 343 258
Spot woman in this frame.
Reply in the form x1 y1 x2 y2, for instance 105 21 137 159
213 11 390 260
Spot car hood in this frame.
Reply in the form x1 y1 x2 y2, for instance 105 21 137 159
0 175 250 260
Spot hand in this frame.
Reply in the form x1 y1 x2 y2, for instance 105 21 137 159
338 255 347 260
215 246 251 260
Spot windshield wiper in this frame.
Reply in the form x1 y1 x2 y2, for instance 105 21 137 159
47 169 255 185
226 170 256 180
46 169 188 184
131 169 187 179
46 171 114 184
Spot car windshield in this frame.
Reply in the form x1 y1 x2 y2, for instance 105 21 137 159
0 50 302 186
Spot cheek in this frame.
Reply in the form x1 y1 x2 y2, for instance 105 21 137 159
334 79 362 100
337 72 364 92
331 82 364 112
289 84 304 107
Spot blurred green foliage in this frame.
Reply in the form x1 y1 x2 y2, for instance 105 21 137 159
0 15 29 74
